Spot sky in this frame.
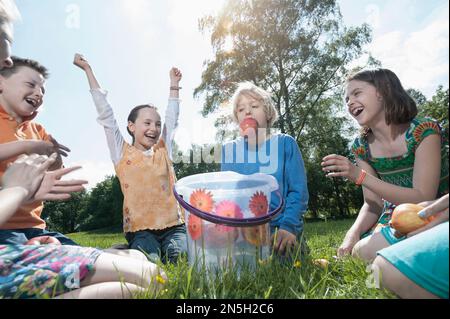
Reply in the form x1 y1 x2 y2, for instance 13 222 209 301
12 0 449 189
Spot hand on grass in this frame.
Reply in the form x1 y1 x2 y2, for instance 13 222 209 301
337 230 360 257
271 229 296 255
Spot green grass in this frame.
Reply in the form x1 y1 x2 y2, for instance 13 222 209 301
67 219 396 299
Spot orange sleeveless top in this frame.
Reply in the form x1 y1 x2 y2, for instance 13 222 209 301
114 139 183 233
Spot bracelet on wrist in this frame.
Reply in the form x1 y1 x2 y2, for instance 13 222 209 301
355 169 367 186
170 86 182 91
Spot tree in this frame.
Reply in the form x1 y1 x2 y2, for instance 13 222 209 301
78 175 123 231
194 0 372 142
407 88 427 107
194 0 373 218
420 86 449 160
42 191 88 234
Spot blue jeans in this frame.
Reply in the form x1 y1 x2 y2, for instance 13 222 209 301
125 224 187 264
0 228 79 246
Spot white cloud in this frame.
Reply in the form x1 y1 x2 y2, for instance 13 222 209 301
368 6 449 97
65 160 115 190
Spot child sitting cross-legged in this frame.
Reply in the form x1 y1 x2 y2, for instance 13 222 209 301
74 54 187 264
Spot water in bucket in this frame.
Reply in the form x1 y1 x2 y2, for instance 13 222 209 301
174 171 283 273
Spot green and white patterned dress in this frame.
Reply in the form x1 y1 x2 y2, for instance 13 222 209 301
351 117 449 239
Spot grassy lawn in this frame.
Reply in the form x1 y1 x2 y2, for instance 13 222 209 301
67 219 396 299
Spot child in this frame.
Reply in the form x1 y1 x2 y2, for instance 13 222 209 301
373 194 449 299
221 82 309 258
0 56 76 245
0 0 18 68
321 68 448 261
1 153 166 299
74 54 187 264
0 7 165 298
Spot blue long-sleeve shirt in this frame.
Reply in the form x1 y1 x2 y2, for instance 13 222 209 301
221 134 309 236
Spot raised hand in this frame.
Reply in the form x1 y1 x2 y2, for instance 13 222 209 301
73 53 91 71
170 67 182 85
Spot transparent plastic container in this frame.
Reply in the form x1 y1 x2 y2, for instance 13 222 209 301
174 171 283 272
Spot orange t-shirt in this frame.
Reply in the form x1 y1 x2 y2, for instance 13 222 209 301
115 139 183 233
0 105 50 230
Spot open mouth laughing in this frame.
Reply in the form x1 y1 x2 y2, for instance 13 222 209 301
350 106 364 117
25 97 39 109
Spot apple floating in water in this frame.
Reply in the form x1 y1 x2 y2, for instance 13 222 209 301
241 225 269 247
239 118 258 137
390 203 434 236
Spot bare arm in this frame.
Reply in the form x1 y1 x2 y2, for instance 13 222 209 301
0 139 70 162
337 160 383 256
349 160 384 233
0 187 29 226
322 135 442 205
0 141 38 162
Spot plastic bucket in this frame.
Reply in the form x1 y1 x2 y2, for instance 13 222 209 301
174 171 284 272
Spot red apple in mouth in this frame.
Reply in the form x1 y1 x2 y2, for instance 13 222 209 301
239 118 258 137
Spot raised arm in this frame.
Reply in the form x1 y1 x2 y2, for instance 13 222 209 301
73 54 124 165
163 67 182 159
0 139 68 162
169 67 182 99
73 53 101 90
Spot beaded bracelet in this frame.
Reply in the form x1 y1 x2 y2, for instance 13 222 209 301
355 169 367 186
170 86 182 90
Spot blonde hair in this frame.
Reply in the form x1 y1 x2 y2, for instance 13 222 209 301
231 82 278 127
0 0 20 41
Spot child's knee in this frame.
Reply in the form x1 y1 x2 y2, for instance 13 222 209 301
351 239 370 261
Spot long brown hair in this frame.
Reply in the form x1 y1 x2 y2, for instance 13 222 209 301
347 68 417 136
